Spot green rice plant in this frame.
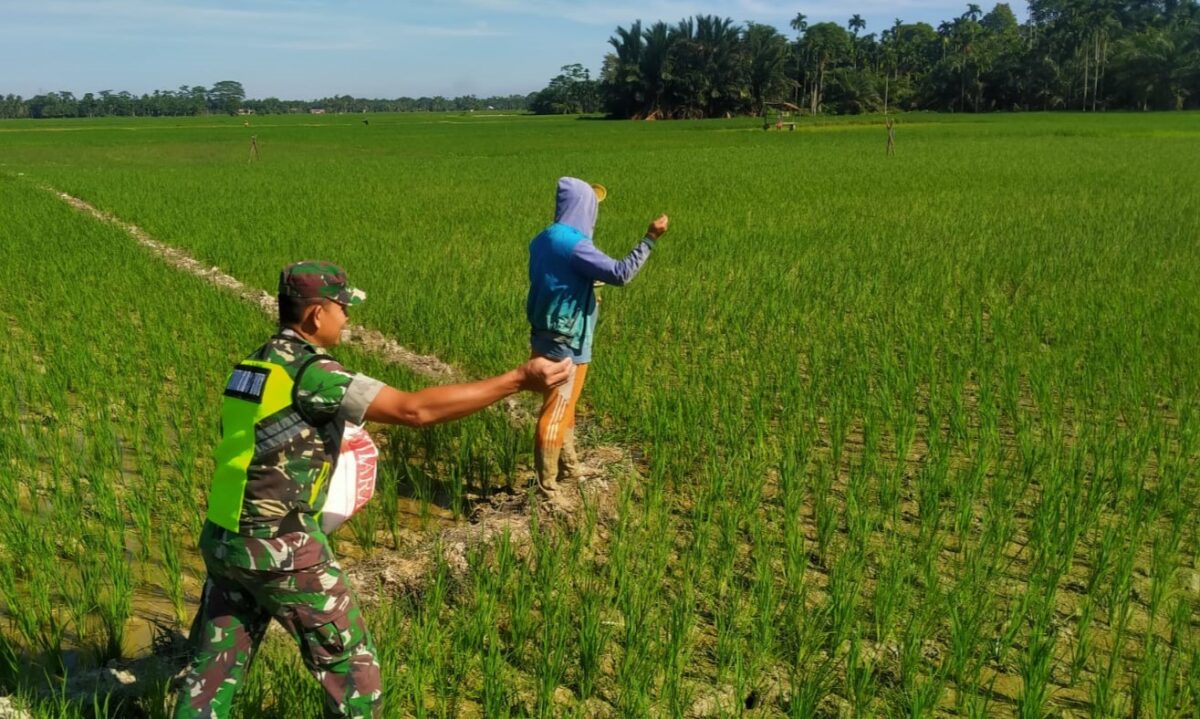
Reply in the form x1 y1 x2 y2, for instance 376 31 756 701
0 630 18 689
661 571 695 718
845 630 878 719
714 586 742 681
480 621 510 719
1131 636 1186 719
158 523 187 625
896 602 946 718
435 612 470 719
713 502 740 598
1184 643 1200 719
824 546 864 654
1146 522 1183 644
915 441 950 541
749 521 777 665
1015 617 1056 719
532 535 568 719
1069 595 1097 685
871 538 911 646
127 482 154 564
811 461 837 565
346 494 379 554
506 553 536 663
844 444 874 552
463 554 498 659
1087 521 1121 598
945 590 991 707
963 676 997 719
574 571 609 701
787 649 833 719
1092 568 1136 719
404 552 450 719
608 487 664 716
97 545 133 662
951 446 989 542
375 465 403 550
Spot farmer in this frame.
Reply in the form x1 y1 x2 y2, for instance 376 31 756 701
526 177 669 493
174 261 570 719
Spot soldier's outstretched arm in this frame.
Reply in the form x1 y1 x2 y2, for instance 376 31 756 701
364 357 571 428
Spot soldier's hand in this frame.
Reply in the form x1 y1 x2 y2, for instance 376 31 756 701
519 357 572 392
647 214 670 240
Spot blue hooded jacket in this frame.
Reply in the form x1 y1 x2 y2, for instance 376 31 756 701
526 177 655 364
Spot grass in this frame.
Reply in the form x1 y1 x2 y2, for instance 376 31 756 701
0 110 1198 716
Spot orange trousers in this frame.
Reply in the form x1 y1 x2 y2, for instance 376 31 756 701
534 360 588 488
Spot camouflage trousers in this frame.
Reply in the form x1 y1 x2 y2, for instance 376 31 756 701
173 556 381 719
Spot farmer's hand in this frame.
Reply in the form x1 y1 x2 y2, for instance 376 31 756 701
647 214 670 240
519 357 572 392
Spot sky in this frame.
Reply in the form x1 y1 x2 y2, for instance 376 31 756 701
1 0 1030 100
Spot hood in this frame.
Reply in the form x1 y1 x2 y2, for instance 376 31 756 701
554 177 598 239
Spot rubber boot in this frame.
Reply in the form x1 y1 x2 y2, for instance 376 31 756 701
535 443 561 495
559 427 584 481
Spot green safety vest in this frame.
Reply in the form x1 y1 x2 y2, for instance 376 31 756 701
207 354 333 535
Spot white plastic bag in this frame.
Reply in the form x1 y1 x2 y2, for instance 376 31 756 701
321 423 378 533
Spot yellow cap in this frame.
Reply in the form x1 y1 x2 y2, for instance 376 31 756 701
590 183 608 203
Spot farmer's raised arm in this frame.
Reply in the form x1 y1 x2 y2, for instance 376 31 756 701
364 356 571 427
569 214 669 286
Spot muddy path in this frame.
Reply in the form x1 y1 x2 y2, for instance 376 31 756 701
49 186 537 423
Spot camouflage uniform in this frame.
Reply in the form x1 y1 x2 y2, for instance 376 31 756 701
175 262 384 719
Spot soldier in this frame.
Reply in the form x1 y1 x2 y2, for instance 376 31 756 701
526 178 669 494
174 261 570 719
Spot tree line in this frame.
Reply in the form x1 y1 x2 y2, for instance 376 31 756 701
0 79 532 119
531 0 1200 118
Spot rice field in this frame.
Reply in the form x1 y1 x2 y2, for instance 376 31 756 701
1 110 1198 718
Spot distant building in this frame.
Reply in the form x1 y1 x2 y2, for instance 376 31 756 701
236 108 255 116
310 108 326 115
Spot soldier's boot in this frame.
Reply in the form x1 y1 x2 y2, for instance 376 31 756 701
535 443 561 495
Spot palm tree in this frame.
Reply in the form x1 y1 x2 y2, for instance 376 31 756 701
790 12 808 36
696 15 746 117
745 22 791 115
603 21 644 117
848 14 866 36
790 13 809 106
848 14 867 68
641 21 672 117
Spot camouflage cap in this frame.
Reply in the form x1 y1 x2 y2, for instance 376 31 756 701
279 261 366 307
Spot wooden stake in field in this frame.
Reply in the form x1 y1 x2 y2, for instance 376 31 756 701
248 135 261 162
885 117 896 157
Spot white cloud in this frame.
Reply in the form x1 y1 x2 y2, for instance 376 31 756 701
0 0 502 49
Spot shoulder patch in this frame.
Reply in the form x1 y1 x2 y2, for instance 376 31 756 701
225 365 271 403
